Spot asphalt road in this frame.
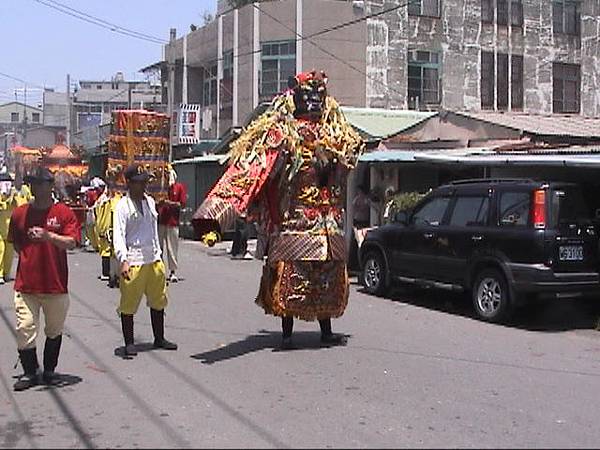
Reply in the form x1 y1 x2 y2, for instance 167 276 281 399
2 240 600 448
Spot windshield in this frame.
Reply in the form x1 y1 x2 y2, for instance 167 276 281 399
550 187 591 227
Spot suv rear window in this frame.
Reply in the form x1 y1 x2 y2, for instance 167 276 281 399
499 191 530 226
550 187 591 227
449 196 489 227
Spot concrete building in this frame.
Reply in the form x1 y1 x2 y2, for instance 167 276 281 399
43 72 163 133
0 101 43 130
163 0 367 141
162 0 600 144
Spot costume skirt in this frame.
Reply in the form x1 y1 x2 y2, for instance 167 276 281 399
256 259 349 321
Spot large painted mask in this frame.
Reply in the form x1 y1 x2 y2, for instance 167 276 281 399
288 70 328 119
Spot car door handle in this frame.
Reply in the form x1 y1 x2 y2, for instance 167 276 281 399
423 232 435 239
471 235 484 241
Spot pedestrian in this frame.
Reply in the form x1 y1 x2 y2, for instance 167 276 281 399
0 173 18 284
93 179 111 281
113 164 177 357
8 167 80 391
158 166 187 283
230 215 250 259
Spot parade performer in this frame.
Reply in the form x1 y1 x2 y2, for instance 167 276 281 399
8 167 80 390
157 166 187 283
93 180 112 281
84 178 104 252
0 174 18 284
192 70 364 349
113 164 177 357
95 185 122 288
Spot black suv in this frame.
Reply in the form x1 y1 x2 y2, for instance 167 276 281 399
359 179 600 322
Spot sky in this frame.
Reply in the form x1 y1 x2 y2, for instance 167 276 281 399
0 0 216 106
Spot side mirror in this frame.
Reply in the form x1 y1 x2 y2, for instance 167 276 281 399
394 211 408 225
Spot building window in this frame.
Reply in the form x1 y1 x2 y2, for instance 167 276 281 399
80 83 91 89
11 112 19 122
407 50 441 110
511 55 523 109
32 112 40 123
96 85 103 90
482 0 522 26
203 65 218 106
553 0 580 36
408 0 441 17
553 63 580 113
220 51 234 120
260 41 296 100
481 51 523 110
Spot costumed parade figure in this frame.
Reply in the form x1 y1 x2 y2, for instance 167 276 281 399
192 71 364 349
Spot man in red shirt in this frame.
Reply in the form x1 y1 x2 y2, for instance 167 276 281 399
8 167 80 391
157 167 187 283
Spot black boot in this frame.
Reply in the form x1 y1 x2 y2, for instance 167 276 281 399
281 317 294 350
150 309 177 350
42 335 62 385
100 256 110 281
13 348 39 391
319 319 347 346
120 314 137 356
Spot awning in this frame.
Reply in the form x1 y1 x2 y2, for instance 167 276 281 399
359 150 420 162
414 151 600 167
173 154 229 165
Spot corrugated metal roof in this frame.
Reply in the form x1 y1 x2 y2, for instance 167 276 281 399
173 154 228 165
359 147 496 163
340 107 437 139
456 111 600 138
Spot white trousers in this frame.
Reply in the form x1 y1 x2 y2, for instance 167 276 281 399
14 292 70 350
158 225 179 273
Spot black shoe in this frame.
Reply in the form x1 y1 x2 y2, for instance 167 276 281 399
280 337 295 350
42 370 59 385
320 333 347 346
124 344 138 356
13 373 39 391
153 338 177 350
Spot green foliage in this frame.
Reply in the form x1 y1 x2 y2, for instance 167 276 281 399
383 191 427 224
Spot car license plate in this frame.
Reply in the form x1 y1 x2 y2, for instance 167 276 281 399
559 245 584 261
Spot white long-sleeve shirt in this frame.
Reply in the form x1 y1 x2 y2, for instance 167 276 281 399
113 193 162 266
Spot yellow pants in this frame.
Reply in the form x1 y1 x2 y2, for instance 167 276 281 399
98 236 112 258
0 238 13 279
14 292 70 350
87 224 99 251
118 261 168 315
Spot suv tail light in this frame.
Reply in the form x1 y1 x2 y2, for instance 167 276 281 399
532 189 546 229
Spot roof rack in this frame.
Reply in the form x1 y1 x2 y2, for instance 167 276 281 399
449 178 535 185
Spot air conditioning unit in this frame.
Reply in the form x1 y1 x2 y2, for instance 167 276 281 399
352 0 365 10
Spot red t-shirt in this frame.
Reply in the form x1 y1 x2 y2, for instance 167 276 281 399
8 203 81 294
158 182 187 227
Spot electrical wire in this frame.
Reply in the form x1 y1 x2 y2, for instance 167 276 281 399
32 0 167 45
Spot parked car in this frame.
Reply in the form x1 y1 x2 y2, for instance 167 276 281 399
359 178 600 322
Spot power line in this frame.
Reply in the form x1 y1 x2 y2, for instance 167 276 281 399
43 0 167 43
0 71 46 90
32 0 167 45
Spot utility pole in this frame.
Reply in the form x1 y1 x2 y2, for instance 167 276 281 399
22 85 28 145
66 74 71 147
167 27 176 163
127 82 133 109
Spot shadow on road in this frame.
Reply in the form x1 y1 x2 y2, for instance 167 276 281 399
35 373 83 390
191 329 351 364
360 285 600 333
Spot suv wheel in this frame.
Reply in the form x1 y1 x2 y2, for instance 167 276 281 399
472 268 512 323
362 251 388 296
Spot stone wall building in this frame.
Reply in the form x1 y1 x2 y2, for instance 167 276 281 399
162 0 600 143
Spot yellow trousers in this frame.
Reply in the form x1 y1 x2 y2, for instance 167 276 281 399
14 292 70 350
118 261 168 315
0 238 13 279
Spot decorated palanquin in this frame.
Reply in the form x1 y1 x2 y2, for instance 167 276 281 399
193 71 364 321
107 110 170 200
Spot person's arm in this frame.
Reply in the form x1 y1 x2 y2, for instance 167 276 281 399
28 228 76 250
7 208 20 253
112 201 131 280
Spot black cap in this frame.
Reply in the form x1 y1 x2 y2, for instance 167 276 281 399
24 167 54 184
124 164 150 182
